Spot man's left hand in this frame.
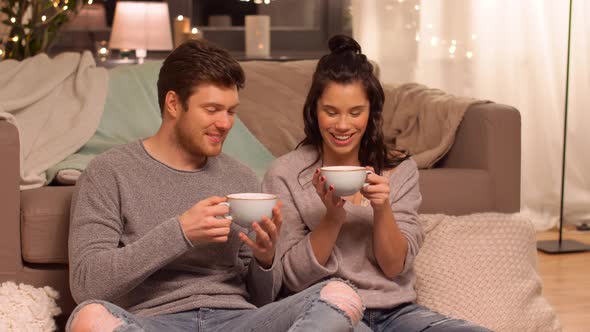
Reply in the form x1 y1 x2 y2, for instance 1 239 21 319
239 201 283 269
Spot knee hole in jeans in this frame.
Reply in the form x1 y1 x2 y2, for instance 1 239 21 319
69 303 123 332
319 281 364 324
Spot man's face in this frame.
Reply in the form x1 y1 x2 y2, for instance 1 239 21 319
174 84 239 158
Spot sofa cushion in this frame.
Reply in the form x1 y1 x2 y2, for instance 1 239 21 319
418 168 493 215
21 186 73 264
47 60 275 181
415 213 560 332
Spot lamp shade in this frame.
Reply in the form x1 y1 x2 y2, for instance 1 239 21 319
109 1 173 51
66 4 108 31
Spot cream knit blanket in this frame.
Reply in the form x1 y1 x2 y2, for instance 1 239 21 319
0 51 107 189
382 83 487 168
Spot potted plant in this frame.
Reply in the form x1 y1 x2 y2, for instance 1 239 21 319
0 0 79 60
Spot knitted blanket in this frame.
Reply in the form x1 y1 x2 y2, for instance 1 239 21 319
0 51 107 189
382 83 488 168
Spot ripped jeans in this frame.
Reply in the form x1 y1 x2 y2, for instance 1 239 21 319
66 279 369 332
360 303 492 332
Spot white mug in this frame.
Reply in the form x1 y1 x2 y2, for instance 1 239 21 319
320 166 372 197
219 193 277 228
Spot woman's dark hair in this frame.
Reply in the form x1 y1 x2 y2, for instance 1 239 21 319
157 39 245 115
298 35 408 175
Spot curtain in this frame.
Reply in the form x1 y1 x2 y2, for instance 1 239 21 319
352 0 590 230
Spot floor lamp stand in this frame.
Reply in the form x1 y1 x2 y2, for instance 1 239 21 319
537 0 590 254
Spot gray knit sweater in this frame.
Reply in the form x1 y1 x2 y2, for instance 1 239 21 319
69 141 282 316
262 145 424 309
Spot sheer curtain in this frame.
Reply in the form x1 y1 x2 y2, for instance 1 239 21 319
352 0 590 230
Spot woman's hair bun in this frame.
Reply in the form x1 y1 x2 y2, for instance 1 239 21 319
328 35 361 55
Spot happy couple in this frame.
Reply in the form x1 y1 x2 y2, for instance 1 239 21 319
66 37 489 332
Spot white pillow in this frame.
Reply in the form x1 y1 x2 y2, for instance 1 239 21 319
0 281 61 331
414 213 561 332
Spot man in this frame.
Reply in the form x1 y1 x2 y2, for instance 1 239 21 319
66 40 364 332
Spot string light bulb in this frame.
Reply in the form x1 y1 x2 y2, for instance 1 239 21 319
177 15 184 21
396 3 478 61
10 17 16 23
42 15 47 22
11 36 19 42
191 27 199 34
88 0 93 4
63 5 68 10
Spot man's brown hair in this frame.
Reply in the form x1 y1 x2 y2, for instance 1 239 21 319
157 40 245 115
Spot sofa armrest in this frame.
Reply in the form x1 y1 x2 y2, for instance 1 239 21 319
438 103 521 213
0 120 22 278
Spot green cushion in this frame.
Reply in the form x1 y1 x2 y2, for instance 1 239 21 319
223 115 275 179
47 61 274 182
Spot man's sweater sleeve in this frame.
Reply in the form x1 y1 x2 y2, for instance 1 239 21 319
239 242 283 307
236 170 283 307
68 169 192 303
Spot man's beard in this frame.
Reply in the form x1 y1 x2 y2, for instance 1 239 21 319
174 122 210 158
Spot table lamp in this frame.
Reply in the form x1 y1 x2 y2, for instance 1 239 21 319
109 1 173 64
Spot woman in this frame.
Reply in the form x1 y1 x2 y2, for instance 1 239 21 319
262 35 490 332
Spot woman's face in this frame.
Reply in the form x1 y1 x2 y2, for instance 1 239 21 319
317 81 370 164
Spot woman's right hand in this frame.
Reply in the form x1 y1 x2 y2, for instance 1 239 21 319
312 168 346 223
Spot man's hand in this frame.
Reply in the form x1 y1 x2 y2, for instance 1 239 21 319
239 201 283 269
179 196 232 244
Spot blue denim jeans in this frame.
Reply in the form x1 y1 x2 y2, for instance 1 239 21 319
360 303 492 332
66 281 364 332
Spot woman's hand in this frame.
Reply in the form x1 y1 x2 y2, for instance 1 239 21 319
361 166 391 210
312 168 346 223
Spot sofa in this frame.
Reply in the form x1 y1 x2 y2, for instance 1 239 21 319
0 59 521 319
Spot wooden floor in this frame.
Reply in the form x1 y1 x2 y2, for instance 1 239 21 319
536 229 590 332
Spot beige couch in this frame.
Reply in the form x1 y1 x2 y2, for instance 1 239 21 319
0 61 521 318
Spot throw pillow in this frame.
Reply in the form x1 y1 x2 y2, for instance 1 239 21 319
0 281 61 331
414 213 561 332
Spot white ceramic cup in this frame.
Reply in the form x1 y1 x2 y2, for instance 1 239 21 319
320 166 372 197
219 193 278 228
